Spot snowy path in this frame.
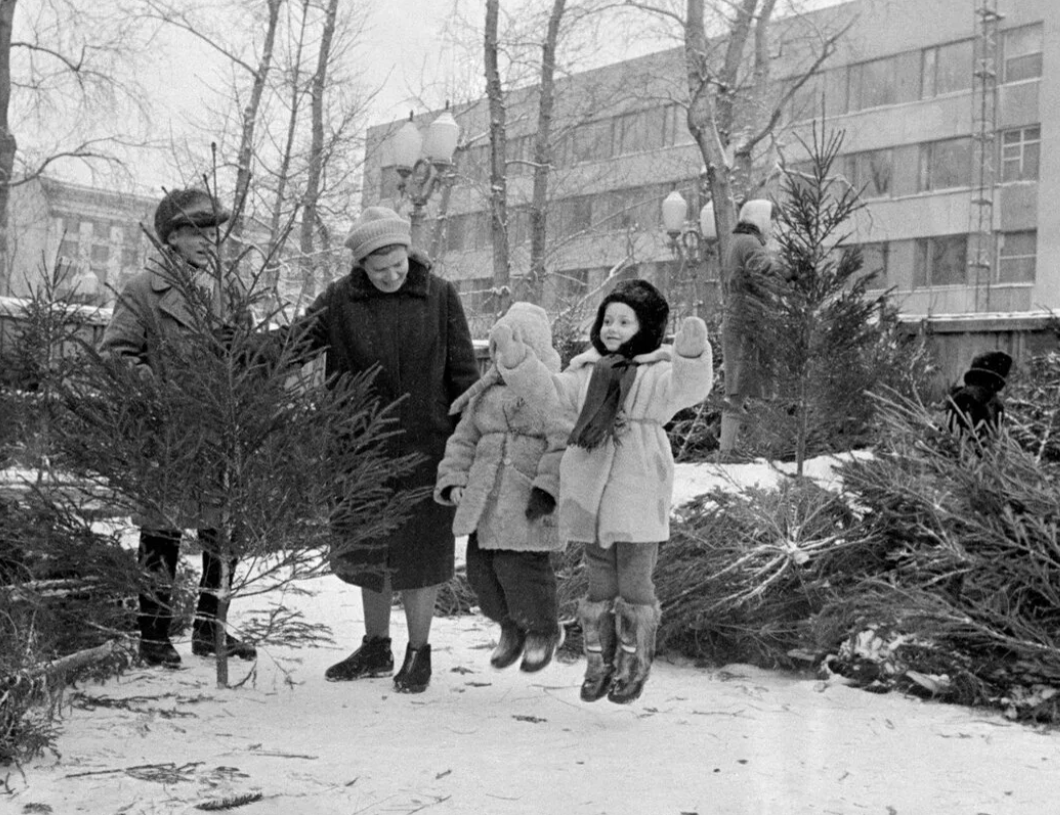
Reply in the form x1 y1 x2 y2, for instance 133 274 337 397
11 575 1060 815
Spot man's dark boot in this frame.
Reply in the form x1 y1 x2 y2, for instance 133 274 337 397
137 530 181 668
490 621 526 670
579 598 616 702
325 635 394 681
192 619 257 661
393 644 431 693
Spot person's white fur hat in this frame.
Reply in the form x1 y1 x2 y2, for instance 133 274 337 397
738 199 773 236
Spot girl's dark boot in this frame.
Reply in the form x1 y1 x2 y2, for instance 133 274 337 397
490 621 526 669
325 635 394 681
393 644 431 693
578 598 616 702
607 599 660 705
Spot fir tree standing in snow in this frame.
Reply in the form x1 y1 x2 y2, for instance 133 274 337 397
493 280 713 703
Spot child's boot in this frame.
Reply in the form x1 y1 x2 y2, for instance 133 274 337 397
520 623 564 673
579 598 616 702
490 620 526 669
607 598 660 705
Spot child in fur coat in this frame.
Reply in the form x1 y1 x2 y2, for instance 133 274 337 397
435 302 570 673
492 280 713 704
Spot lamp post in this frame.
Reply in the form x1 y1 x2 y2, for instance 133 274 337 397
390 105 460 250
661 190 718 317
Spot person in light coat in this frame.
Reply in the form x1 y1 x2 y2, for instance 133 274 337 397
492 279 713 705
436 302 570 674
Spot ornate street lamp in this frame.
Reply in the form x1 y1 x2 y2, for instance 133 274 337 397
391 104 460 249
661 190 717 317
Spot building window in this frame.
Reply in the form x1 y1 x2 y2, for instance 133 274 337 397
1000 126 1040 182
1002 24 1043 83
613 110 657 156
572 120 612 164
378 166 402 201
859 242 889 287
921 39 973 98
554 196 592 238
919 137 973 191
844 149 893 198
59 237 79 259
848 56 897 111
997 230 1036 283
914 235 967 287
507 135 533 177
548 267 589 309
661 104 692 147
445 214 467 253
459 276 494 313
90 244 110 265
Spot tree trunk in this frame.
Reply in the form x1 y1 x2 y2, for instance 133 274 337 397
298 0 338 302
484 0 510 317
527 0 565 305
230 0 283 245
266 0 310 308
0 0 17 297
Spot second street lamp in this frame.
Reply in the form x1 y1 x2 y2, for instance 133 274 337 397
661 190 717 318
391 105 460 249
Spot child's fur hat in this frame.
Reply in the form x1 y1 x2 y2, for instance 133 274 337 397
590 279 670 357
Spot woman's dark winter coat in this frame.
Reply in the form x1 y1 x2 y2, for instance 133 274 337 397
297 250 479 591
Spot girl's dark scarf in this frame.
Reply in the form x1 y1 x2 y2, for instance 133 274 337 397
568 353 638 450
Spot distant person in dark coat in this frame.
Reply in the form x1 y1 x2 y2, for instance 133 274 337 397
293 206 479 694
719 199 778 456
946 351 1013 441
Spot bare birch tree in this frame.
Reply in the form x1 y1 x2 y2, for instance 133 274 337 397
0 0 150 295
484 0 511 315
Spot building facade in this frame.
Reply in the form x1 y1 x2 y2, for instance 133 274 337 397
4 177 157 305
362 0 1053 340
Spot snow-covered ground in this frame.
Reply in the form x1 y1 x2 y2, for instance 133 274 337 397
8 457 1060 814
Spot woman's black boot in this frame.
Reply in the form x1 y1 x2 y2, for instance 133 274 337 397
325 635 394 681
393 644 431 693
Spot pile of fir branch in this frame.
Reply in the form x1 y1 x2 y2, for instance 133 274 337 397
654 477 860 666
813 388 1060 722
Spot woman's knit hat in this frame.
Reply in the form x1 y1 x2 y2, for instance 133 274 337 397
344 206 412 261
589 279 670 357
154 189 230 246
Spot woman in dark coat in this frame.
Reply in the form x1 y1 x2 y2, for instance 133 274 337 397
296 206 479 693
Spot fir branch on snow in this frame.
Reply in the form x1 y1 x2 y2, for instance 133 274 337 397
195 792 264 810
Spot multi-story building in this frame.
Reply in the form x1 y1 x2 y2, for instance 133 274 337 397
2 177 313 314
362 0 1053 361
4 177 157 305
